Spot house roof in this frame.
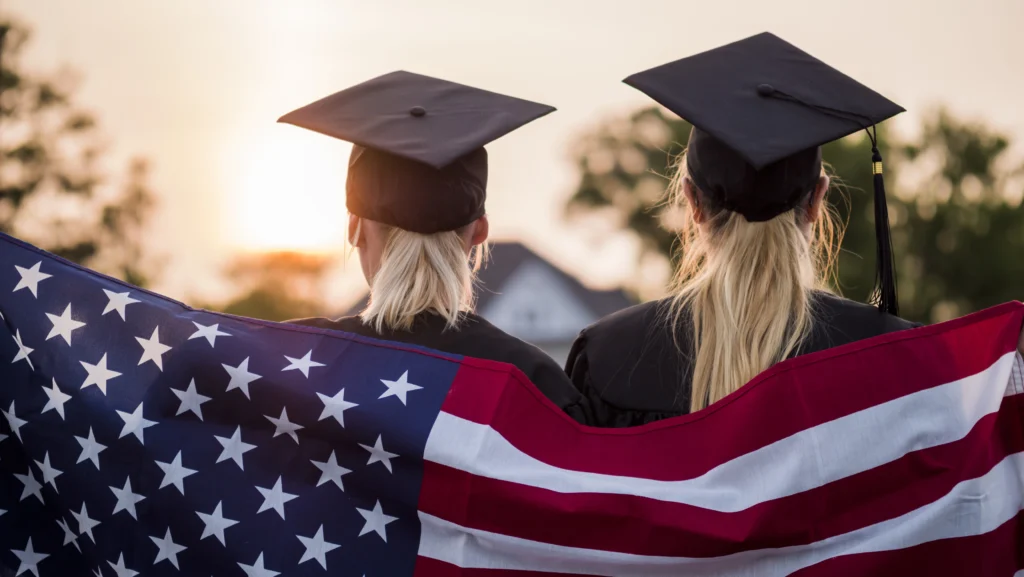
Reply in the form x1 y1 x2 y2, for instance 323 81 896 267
344 240 634 317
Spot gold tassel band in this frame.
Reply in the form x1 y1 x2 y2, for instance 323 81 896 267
872 161 884 175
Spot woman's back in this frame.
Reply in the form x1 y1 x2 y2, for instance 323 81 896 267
566 292 920 427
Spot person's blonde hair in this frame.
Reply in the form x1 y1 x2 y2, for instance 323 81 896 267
666 157 843 412
359 219 488 333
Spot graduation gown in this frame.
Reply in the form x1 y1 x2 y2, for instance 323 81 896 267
289 312 589 423
565 292 922 427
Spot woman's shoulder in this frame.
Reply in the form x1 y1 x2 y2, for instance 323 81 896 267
808 292 923 351
577 298 672 345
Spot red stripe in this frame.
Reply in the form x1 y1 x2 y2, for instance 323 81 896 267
790 510 1024 577
418 395 1024 558
413 556 602 577
443 303 1024 481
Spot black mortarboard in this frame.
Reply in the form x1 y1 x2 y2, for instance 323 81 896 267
624 32 904 315
279 70 555 234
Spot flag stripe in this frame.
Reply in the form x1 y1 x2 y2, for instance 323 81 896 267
788 510 1024 577
424 354 1018 511
417 453 1024 576
444 304 1024 482
419 394 1024 558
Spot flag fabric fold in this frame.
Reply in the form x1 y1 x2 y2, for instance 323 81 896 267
0 231 1021 577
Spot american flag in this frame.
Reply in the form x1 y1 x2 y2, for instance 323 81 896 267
0 230 1022 577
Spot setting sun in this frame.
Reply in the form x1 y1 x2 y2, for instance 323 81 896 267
225 125 349 252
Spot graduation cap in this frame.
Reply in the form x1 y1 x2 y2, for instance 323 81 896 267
624 32 904 315
279 70 555 234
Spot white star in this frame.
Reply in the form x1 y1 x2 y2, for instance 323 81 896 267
41 378 71 420
282 349 325 378
116 402 157 444
311 451 352 491
14 468 44 503
109 477 145 519
150 527 187 569
356 500 398 542
189 321 230 347
74 427 106 469
107 553 138 577
101 289 140 321
379 370 423 405
13 261 51 298
56 518 81 551
11 330 33 370
10 537 49 577
317 388 358 427
214 426 256 471
264 407 303 444
238 553 279 577
297 525 341 570
93 569 102 577
360 434 398 473
222 357 261 399
45 304 86 346
155 451 197 495
80 353 121 395
135 326 171 371
256 476 298 520
33 452 62 493
171 379 211 420
3 401 28 442
196 501 238 545
72 503 100 542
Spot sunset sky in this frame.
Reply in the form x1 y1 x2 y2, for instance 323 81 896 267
8 0 1024 306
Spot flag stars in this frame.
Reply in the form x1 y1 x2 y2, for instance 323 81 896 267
33 452 62 493
283 349 325 378
222 357 261 399
171 379 211 420
10 537 49 577
116 402 157 444
45 304 86 345
3 401 28 442
379 370 423 405
150 528 187 569
72 503 100 543
311 451 352 491
14 468 44 503
265 407 303 444
11 330 34 370
155 451 197 495
238 553 279 577
56 518 80 551
196 501 238 546
109 477 145 519
41 378 71 420
74 428 106 469
214 426 256 471
102 289 140 321
80 353 121 395
13 261 51 298
136 326 171 370
256 476 298 520
360 434 399 473
317 388 358 428
356 500 398 542
189 321 230 347
107 553 139 577
297 525 341 570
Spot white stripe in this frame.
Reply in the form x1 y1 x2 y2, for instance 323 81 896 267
418 453 1024 576
425 353 1017 512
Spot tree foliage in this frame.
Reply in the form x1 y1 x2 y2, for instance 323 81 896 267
566 106 1024 323
0 16 158 286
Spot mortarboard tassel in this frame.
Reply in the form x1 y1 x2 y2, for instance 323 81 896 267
869 139 899 316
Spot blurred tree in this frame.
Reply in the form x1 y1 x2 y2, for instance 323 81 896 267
566 105 1024 324
0 15 159 285
208 252 332 322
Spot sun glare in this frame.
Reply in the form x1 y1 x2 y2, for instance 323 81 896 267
227 126 349 253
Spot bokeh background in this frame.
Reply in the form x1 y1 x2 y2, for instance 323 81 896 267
2 0 1022 362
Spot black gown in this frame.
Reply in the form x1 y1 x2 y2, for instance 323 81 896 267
565 292 922 427
289 312 589 423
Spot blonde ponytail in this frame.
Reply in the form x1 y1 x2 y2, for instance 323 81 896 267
667 161 841 412
360 224 487 333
